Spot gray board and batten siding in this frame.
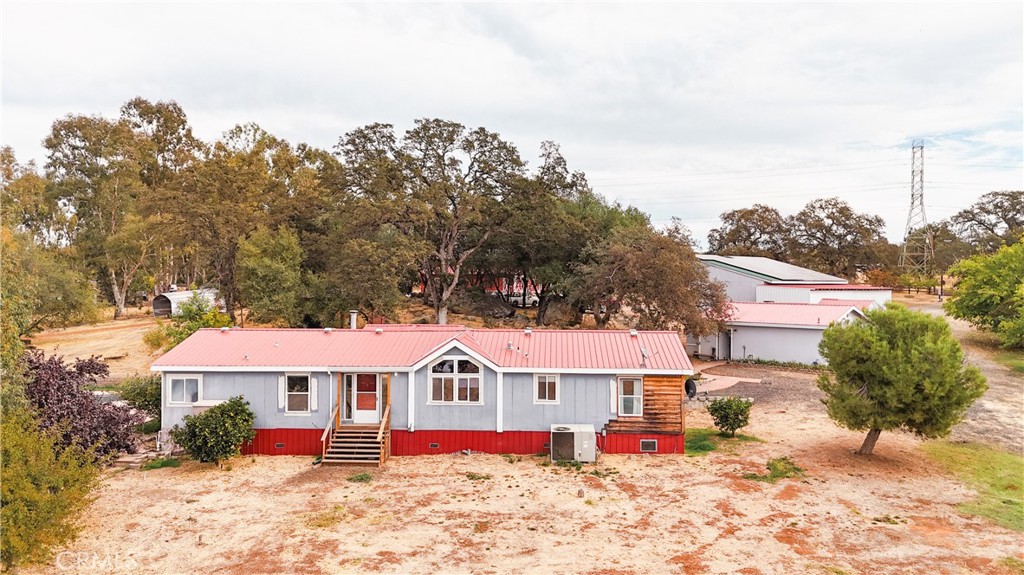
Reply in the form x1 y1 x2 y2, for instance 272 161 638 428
161 371 333 430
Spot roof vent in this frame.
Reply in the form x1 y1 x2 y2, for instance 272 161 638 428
374 328 384 334
524 327 532 336
220 327 229 333
506 341 513 351
324 327 333 333
629 329 638 337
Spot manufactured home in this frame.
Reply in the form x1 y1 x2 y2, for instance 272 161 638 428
151 325 693 464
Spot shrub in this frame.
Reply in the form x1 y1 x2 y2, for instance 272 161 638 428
170 396 256 464
23 351 142 459
145 293 231 352
1 383 99 569
120 373 161 420
706 397 752 437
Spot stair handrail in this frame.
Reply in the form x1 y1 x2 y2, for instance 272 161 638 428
321 404 341 460
376 404 391 443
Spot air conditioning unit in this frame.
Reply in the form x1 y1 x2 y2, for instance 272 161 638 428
550 424 596 463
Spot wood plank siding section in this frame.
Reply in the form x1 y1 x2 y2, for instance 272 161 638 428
605 375 685 434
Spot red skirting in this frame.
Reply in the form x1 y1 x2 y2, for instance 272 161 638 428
599 432 685 454
390 430 685 456
241 428 323 456
391 430 550 455
239 428 686 457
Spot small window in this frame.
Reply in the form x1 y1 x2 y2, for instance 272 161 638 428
428 357 482 404
618 377 643 417
534 374 559 404
169 376 201 404
286 374 310 413
640 439 658 453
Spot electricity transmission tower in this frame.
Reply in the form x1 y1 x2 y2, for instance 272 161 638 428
899 140 933 275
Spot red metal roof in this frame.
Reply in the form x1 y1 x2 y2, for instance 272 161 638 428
151 326 692 373
765 283 891 291
727 302 863 327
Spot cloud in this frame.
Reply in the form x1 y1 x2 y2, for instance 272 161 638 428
2 2 1020 244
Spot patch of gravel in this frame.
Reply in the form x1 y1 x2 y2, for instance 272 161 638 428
700 364 825 409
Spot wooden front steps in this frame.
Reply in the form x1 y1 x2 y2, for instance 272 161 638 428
322 425 388 466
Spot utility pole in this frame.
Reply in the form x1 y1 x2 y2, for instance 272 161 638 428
899 140 934 276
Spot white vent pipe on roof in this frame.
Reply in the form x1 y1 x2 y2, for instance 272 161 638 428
349 310 358 330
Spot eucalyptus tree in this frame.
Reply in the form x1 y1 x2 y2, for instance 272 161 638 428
44 115 156 318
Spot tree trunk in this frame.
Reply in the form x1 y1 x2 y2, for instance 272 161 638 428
109 269 127 319
536 295 549 326
436 305 448 325
856 428 882 455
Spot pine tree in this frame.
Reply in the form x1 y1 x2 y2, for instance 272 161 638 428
817 304 987 455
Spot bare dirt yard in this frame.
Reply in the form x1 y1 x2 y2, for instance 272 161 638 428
27 371 1024 575
24 298 1023 575
31 315 160 383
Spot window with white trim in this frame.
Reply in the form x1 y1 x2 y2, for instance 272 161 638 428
168 375 201 404
618 377 643 417
286 374 311 413
534 374 559 404
429 358 482 404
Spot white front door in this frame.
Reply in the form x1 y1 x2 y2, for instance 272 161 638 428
352 373 380 424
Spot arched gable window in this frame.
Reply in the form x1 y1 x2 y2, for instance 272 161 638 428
428 357 482 404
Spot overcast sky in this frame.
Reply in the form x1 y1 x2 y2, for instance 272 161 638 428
3 2 1022 246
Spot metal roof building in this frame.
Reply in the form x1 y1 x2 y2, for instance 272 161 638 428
151 289 222 318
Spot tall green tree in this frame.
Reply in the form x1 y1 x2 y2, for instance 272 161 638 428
818 304 987 455
120 98 205 294
786 198 890 279
950 191 1023 253
236 225 304 326
576 221 731 332
340 119 525 324
44 115 156 318
944 241 1024 349
167 124 289 321
707 204 788 260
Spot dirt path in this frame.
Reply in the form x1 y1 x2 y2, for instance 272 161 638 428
31 317 160 382
899 296 1024 455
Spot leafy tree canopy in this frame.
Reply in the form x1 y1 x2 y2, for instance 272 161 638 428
950 191 1023 253
1 378 98 570
944 241 1024 349
576 220 731 333
23 352 142 458
818 304 986 455
237 225 304 326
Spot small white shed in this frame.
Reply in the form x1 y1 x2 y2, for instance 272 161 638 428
152 289 223 318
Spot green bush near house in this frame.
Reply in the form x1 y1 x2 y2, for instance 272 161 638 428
170 396 256 465
120 373 162 421
706 397 753 437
